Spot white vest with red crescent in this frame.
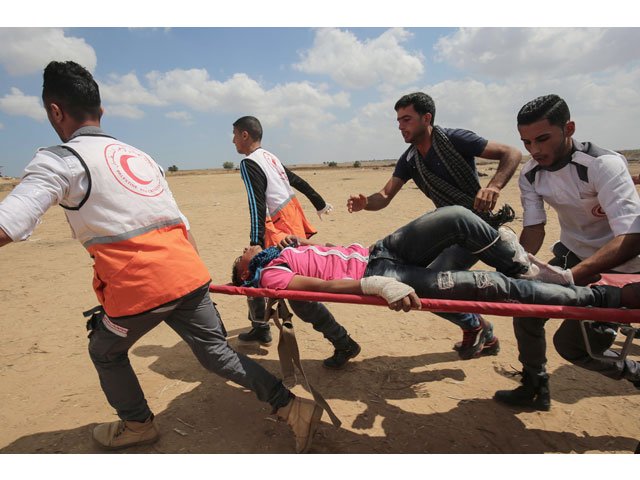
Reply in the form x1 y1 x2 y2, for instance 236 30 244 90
245 148 295 215
60 134 184 247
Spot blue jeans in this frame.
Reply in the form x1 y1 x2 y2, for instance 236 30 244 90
364 206 620 322
515 242 639 379
425 244 480 330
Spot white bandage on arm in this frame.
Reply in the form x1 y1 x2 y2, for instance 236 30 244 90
360 276 416 304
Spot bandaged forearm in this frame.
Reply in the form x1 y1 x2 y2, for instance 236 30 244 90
360 276 416 304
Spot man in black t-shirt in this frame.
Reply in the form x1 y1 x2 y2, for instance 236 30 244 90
347 92 522 360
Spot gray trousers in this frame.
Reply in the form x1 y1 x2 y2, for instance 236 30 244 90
247 296 350 349
514 243 640 380
89 284 291 422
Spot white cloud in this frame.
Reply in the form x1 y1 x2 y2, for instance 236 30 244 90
435 28 640 79
146 69 349 137
298 59 640 167
294 28 424 89
165 111 193 122
100 72 165 107
103 104 145 119
0 28 97 76
0 87 46 121
409 65 640 151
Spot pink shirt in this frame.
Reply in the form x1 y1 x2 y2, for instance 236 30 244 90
259 244 370 289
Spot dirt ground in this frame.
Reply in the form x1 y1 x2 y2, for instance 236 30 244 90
1 164 639 454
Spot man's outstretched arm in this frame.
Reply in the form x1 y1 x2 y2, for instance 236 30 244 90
239 159 268 247
287 274 421 312
347 176 404 212
571 233 640 285
520 223 546 255
284 167 327 211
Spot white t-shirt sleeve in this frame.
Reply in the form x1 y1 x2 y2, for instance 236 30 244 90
592 154 640 236
0 149 87 241
519 167 547 227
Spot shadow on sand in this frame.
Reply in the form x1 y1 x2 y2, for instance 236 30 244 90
2 336 638 454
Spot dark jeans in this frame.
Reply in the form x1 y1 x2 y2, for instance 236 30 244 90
369 206 534 331
363 206 620 329
89 285 291 422
514 242 640 380
247 296 349 349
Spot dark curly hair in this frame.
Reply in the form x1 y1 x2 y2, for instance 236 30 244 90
231 256 243 286
42 60 102 122
517 94 570 128
231 246 282 287
394 92 436 125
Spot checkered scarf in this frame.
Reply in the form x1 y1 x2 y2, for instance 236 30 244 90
413 125 514 228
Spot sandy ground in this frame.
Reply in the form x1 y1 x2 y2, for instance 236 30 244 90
1 164 639 455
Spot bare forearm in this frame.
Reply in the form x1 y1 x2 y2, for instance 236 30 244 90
571 233 640 284
287 276 363 295
348 177 403 213
364 192 392 211
487 148 521 191
520 224 545 255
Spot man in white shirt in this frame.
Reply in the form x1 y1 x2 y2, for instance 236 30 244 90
494 94 640 411
0 61 322 453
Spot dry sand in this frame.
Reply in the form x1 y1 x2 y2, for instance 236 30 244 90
1 163 639 454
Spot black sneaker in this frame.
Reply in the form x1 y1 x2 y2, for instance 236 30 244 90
457 317 499 360
238 327 272 346
323 337 361 369
494 371 551 411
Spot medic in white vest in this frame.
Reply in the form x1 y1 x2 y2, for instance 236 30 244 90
0 125 210 318
243 147 317 246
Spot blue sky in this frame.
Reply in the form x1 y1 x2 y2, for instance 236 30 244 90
1 4 639 177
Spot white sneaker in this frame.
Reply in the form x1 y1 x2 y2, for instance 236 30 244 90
498 227 537 275
519 253 574 286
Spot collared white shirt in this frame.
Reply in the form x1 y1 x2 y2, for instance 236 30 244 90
519 142 640 272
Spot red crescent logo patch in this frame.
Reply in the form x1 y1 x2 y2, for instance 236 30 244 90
104 144 164 197
119 155 153 186
591 204 606 217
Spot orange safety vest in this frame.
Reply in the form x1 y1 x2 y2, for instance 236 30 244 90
56 131 210 317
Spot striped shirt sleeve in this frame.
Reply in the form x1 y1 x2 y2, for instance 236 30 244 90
239 158 268 247
284 167 326 211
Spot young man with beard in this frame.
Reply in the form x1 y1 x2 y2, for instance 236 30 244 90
494 94 640 411
347 92 523 360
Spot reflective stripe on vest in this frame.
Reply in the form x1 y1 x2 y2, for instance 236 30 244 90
56 135 210 317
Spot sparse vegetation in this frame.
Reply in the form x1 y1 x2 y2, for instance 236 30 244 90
327 161 338 168
222 161 234 170
353 161 361 168
167 165 179 172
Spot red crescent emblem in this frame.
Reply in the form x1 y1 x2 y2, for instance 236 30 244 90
120 155 152 185
591 205 606 217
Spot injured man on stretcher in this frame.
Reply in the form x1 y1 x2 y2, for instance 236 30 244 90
232 205 640 312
